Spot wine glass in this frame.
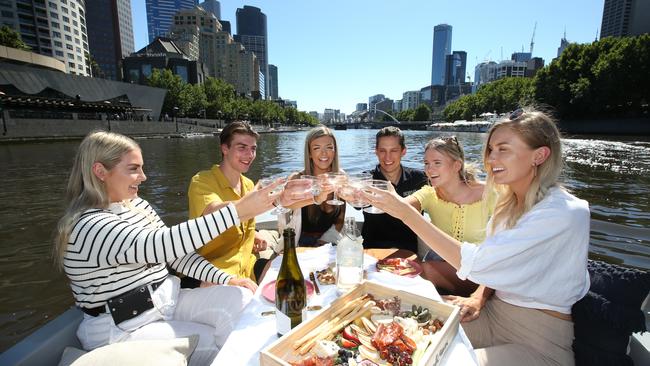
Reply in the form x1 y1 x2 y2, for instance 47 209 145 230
296 175 321 197
321 172 347 206
340 172 371 208
259 177 290 215
362 179 390 214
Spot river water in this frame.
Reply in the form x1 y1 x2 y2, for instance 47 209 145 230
1 129 649 352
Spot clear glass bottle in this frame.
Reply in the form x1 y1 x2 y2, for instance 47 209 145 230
275 228 306 336
336 217 364 293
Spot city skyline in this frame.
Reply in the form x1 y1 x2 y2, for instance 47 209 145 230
131 0 604 114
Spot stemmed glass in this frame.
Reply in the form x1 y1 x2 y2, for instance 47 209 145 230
259 177 290 215
362 179 390 214
340 172 371 208
321 172 347 206
297 175 322 197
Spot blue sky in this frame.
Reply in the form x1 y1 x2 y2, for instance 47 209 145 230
131 0 604 114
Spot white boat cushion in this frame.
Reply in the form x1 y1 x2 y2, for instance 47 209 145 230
58 335 198 366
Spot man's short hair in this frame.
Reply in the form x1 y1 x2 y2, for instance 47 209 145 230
219 121 259 146
375 126 405 149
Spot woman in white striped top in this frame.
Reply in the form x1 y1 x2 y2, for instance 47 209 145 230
55 131 310 364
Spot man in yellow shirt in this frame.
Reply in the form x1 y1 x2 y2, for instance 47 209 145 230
188 121 267 283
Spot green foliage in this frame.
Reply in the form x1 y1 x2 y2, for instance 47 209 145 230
146 69 188 115
443 77 534 121
534 35 650 118
146 70 310 124
444 35 649 120
203 77 235 118
395 109 415 121
0 26 29 50
413 103 432 121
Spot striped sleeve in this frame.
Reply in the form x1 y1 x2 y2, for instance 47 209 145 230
67 203 240 266
168 252 233 285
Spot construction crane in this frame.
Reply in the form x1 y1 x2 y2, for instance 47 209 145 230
530 22 537 55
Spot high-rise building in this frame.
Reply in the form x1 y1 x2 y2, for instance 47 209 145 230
268 64 278 99
431 24 452 86
494 60 527 79
525 57 545 77
146 0 197 42
402 91 421 111
86 0 134 80
557 31 570 58
393 100 402 113
220 20 231 34
473 61 497 92
199 0 220 19
601 0 650 38
445 51 467 86
511 52 532 62
235 6 268 98
170 6 260 97
0 0 90 76
356 103 368 112
368 94 385 112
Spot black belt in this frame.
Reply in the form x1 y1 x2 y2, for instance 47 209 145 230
81 280 163 318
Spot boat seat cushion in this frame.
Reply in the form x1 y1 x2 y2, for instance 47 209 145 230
572 260 650 366
587 260 650 307
573 291 647 334
58 335 198 366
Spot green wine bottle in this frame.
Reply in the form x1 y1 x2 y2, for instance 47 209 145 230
275 228 306 336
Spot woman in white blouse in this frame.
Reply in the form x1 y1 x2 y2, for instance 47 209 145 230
363 108 590 366
54 131 311 365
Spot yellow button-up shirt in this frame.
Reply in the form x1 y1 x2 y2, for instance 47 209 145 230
188 165 257 279
411 185 496 244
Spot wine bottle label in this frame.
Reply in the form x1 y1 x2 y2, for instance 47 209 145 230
276 309 291 335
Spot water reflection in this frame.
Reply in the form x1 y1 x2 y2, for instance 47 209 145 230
0 130 649 352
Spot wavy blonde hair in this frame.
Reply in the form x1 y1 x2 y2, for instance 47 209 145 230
54 131 140 268
484 108 563 232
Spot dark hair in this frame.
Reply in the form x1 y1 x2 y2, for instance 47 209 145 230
375 126 405 149
219 121 259 146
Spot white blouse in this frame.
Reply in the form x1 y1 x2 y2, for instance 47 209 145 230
457 187 591 314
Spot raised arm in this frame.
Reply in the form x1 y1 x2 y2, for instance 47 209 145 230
66 203 242 267
362 185 462 267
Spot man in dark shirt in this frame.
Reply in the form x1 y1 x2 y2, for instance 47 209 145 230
361 126 428 253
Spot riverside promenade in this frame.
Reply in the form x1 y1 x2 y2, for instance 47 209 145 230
0 116 308 142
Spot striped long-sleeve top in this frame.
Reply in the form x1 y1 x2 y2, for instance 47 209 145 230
64 198 240 309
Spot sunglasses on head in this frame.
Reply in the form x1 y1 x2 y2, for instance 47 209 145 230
509 108 524 120
441 135 459 145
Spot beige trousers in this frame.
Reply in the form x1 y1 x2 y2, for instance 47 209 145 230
462 297 575 366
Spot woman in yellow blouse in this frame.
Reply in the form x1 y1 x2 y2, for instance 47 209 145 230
407 136 495 296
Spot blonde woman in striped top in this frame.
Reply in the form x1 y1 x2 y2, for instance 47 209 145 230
55 131 311 364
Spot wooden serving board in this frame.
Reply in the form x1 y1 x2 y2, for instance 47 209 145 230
260 281 460 366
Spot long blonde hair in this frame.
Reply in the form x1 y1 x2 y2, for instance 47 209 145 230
425 136 479 185
54 131 140 267
303 125 340 175
484 108 563 231
302 126 341 223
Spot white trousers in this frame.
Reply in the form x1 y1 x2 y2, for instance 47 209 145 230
77 276 253 366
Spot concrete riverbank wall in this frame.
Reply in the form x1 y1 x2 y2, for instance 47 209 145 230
0 117 224 141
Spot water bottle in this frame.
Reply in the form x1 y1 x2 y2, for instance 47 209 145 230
275 228 306 336
336 217 364 293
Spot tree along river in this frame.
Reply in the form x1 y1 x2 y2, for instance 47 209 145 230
1 129 649 351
